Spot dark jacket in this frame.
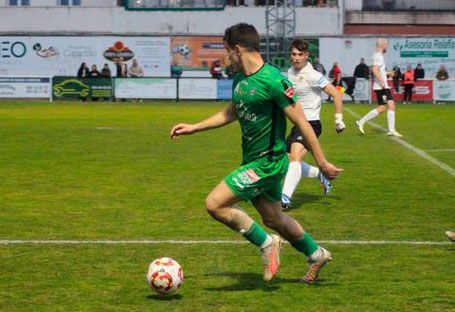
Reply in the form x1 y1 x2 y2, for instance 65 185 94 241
101 67 111 78
77 67 90 78
414 68 425 80
353 63 370 78
88 70 100 78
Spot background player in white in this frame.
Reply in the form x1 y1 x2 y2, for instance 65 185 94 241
282 39 345 210
355 39 402 137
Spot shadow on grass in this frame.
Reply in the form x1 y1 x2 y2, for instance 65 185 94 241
146 293 183 301
288 193 341 211
203 271 301 292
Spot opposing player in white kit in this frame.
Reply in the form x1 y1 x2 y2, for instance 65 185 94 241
282 39 345 210
356 38 402 137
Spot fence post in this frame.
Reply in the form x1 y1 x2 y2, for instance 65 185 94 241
176 77 180 102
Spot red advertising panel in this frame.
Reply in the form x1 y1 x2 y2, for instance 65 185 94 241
371 80 433 102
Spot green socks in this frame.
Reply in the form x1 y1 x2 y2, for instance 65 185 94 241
242 221 268 248
291 232 319 256
243 223 318 255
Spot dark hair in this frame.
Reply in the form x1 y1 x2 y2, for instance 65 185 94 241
290 39 309 53
223 23 260 52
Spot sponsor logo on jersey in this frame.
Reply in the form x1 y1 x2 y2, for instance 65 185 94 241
284 86 295 98
237 169 260 185
245 169 260 183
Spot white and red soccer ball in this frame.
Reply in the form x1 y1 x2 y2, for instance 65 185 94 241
146 257 183 295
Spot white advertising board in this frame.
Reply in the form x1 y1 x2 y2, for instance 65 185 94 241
179 78 217 99
388 38 455 79
0 77 50 98
320 37 455 79
433 79 455 101
0 37 170 77
114 78 177 99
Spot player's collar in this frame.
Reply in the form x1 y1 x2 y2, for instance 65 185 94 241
245 62 265 77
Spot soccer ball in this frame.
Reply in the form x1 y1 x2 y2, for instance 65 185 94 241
172 44 192 59
146 257 183 295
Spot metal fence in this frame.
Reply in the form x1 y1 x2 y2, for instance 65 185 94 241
227 0 337 6
125 0 225 9
125 0 337 8
0 0 338 7
346 0 455 11
0 0 118 6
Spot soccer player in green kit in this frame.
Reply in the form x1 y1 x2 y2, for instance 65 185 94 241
170 23 342 284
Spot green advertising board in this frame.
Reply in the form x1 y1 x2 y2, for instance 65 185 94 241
52 77 113 99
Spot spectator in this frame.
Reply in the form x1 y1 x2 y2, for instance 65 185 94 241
116 57 128 78
353 58 370 79
313 57 326 76
402 65 414 104
436 64 449 81
414 63 425 80
171 61 183 78
77 62 90 78
392 66 402 93
342 76 356 102
129 59 144 78
210 60 223 79
327 62 341 101
88 64 100 78
100 63 111 78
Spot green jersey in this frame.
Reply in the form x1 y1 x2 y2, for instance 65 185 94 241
232 63 298 164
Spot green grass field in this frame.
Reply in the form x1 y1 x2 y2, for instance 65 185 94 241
0 101 454 311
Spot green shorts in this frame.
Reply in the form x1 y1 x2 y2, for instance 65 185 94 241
224 155 289 203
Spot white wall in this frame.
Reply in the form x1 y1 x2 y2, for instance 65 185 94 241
0 6 342 36
346 11 455 25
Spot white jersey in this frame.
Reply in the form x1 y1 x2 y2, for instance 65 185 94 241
371 51 389 90
287 62 330 121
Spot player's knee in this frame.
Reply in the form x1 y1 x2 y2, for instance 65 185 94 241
204 195 219 217
377 106 386 113
288 154 302 162
262 215 285 231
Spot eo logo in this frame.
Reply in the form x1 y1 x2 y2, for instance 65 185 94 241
0 41 26 58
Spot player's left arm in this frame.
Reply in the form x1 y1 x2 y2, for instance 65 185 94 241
322 83 345 133
284 103 342 179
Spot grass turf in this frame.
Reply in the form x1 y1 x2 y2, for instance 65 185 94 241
0 101 454 311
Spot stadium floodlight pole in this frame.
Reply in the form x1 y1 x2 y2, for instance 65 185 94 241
265 0 296 70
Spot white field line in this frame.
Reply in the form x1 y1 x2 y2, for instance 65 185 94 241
344 107 455 177
0 240 451 246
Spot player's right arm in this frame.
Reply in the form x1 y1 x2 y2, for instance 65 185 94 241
371 66 385 89
371 53 385 89
170 103 237 139
322 83 345 133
